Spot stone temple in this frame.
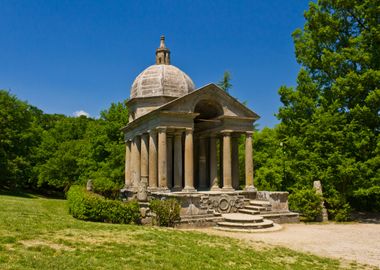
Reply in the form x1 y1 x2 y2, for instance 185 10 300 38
122 36 298 229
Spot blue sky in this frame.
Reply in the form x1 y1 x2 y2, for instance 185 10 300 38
1 0 310 128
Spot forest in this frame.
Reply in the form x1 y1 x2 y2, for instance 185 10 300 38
1 0 379 220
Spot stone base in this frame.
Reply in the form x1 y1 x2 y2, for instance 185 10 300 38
121 188 299 228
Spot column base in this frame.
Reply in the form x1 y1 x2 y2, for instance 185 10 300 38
181 187 197 193
171 186 183 192
244 185 257 192
222 186 235 192
147 186 158 192
210 185 221 191
155 187 170 193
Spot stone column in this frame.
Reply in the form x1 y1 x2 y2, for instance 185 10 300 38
131 135 141 190
232 134 240 189
148 130 158 189
124 140 132 188
183 128 196 192
219 137 223 187
140 133 149 185
244 131 255 191
198 137 207 190
222 131 233 191
167 135 173 189
173 131 183 191
158 127 168 190
209 135 220 190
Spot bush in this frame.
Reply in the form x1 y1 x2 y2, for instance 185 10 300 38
325 194 351 222
150 198 181 227
91 177 122 199
66 185 140 224
289 188 323 222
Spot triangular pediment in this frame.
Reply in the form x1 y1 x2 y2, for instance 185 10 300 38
157 83 260 120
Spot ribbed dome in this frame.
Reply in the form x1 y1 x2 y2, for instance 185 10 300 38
130 64 195 99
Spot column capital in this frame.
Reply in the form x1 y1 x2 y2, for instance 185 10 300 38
185 128 193 134
246 131 254 136
221 130 233 136
156 126 167 132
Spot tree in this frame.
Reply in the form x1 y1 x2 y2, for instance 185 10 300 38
0 90 42 189
275 0 380 213
217 71 232 92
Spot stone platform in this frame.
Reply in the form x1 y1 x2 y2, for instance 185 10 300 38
215 213 282 232
145 190 299 228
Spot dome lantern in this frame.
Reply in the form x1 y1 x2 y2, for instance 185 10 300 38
156 35 170 65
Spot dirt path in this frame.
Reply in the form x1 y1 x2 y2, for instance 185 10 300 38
194 223 380 268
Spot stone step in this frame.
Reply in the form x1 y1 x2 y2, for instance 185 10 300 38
222 213 264 223
217 219 274 230
244 205 270 211
249 200 272 206
238 209 260 215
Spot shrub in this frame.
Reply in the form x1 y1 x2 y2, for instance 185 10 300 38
150 198 181 227
325 194 351 222
289 188 323 222
66 185 140 224
92 177 122 199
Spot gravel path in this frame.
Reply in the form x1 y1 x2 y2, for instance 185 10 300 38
195 223 380 267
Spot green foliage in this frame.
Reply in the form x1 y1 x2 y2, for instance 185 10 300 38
289 189 323 222
0 90 43 189
325 192 352 222
254 0 380 216
217 71 232 92
92 177 123 199
150 198 181 227
66 185 140 224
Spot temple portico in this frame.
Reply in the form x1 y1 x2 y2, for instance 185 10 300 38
124 127 256 193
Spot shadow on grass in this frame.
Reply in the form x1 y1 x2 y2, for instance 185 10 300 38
0 188 65 199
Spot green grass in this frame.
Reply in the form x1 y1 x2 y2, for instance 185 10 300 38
0 193 370 270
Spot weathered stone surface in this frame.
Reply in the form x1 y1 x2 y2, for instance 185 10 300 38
313 180 329 222
256 191 289 212
131 65 194 100
86 179 93 191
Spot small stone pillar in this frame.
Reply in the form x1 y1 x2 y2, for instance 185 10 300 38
313 180 329 222
244 131 255 191
124 140 132 188
210 135 220 190
148 130 158 189
137 178 148 201
86 179 93 191
173 131 183 191
222 131 233 191
183 128 196 192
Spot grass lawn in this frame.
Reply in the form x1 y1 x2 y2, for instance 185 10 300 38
0 192 364 270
